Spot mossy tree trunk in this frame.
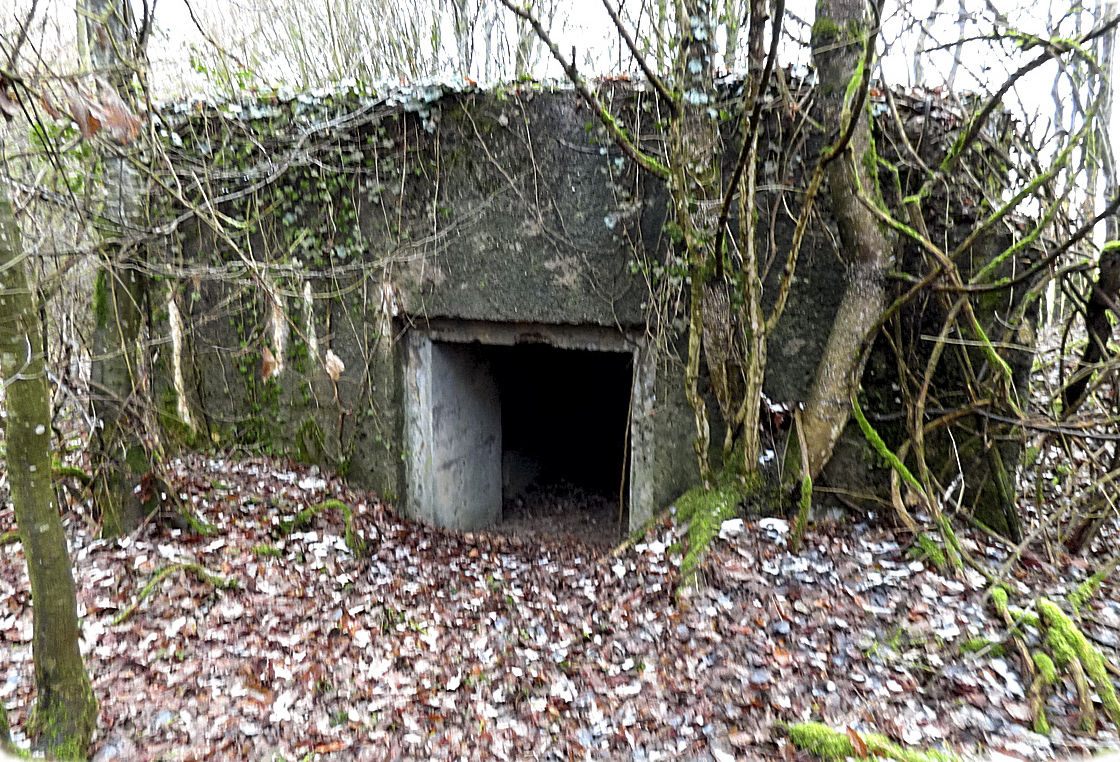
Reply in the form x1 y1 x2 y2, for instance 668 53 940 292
797 0 896 479
0 188 98 758
671 0 721 486
80 0 154 535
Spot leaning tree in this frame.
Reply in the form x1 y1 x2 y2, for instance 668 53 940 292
495 0 1119 561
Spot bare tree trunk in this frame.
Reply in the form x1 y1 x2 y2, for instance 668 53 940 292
0 188 97 758
798 0 895 478
670 0 721 485
80 0 154 535
1062 0 1119 417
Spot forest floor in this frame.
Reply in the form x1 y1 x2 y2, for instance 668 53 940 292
2 451 1120 762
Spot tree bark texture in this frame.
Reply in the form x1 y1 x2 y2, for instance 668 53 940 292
80 0 153 535
670 0 721 484
798 0 896 479
0 189 97 757
732 0 774 475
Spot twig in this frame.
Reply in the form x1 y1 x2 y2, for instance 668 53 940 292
597 0 675 115
495 0 669 179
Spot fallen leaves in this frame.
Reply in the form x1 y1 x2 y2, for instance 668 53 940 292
1 451 1119 760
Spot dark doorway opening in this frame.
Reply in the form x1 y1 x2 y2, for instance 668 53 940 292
483 343 633 547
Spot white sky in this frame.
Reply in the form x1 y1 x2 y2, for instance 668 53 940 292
7 0 1118 233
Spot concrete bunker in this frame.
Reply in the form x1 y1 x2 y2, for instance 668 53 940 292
403 320 655 540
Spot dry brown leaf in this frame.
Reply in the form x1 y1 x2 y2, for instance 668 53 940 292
846 727 868 758
324 349 344 382
60 80 101 139
262 346 278 380
313 741 347 754
39 89 62 120
0 76 18 121
94 77 142 143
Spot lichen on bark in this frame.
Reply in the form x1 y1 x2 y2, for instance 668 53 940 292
0 187 98 758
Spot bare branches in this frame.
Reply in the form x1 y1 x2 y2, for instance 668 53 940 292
597 0 676 115
3 0 40 71
941 15 1120 176
712 0 783 278
495 0 669 178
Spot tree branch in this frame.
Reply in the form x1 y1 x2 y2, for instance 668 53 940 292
598 0 677 116
495 0 669 179
713 0 784 277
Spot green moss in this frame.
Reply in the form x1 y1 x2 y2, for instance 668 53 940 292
159 386 197 448
790 472 813 552
787 721 856 759
990 587 1041 630
1038 598 1120 727
844 19 865 37
1069 567 1110 613
251 544 282 557
178 510 217 536
812 18 840 41
1033 651 1056 685
295 418 326 464
114 562 237 625
915 533 946 570
125 443 149 473
959 638 1005 657
860 133 885 210
851 395 922 494
786 721 958 762
673 479 747 583
278 498 369 556
26 684 97 760
51 464 92 487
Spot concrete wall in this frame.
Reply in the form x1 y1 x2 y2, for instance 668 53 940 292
155 86 834 530
403 337 501 530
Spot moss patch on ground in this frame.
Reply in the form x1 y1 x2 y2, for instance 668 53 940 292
672 476 754 583
786 722 958 762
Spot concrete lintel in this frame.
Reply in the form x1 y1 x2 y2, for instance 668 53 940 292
418 318 641 354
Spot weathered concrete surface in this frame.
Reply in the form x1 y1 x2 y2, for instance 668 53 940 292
157 84 1032 535
425 341 502 530
383 93 649 329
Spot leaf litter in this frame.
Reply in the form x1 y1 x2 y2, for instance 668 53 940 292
1 453 1119 761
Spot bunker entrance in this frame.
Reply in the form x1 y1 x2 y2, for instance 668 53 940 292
404 323 654 544
484 344 632 547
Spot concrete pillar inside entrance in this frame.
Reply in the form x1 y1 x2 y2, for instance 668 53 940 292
403 322 654 534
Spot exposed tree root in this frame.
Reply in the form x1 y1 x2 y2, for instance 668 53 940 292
113 563 238 625
278 498 370 557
